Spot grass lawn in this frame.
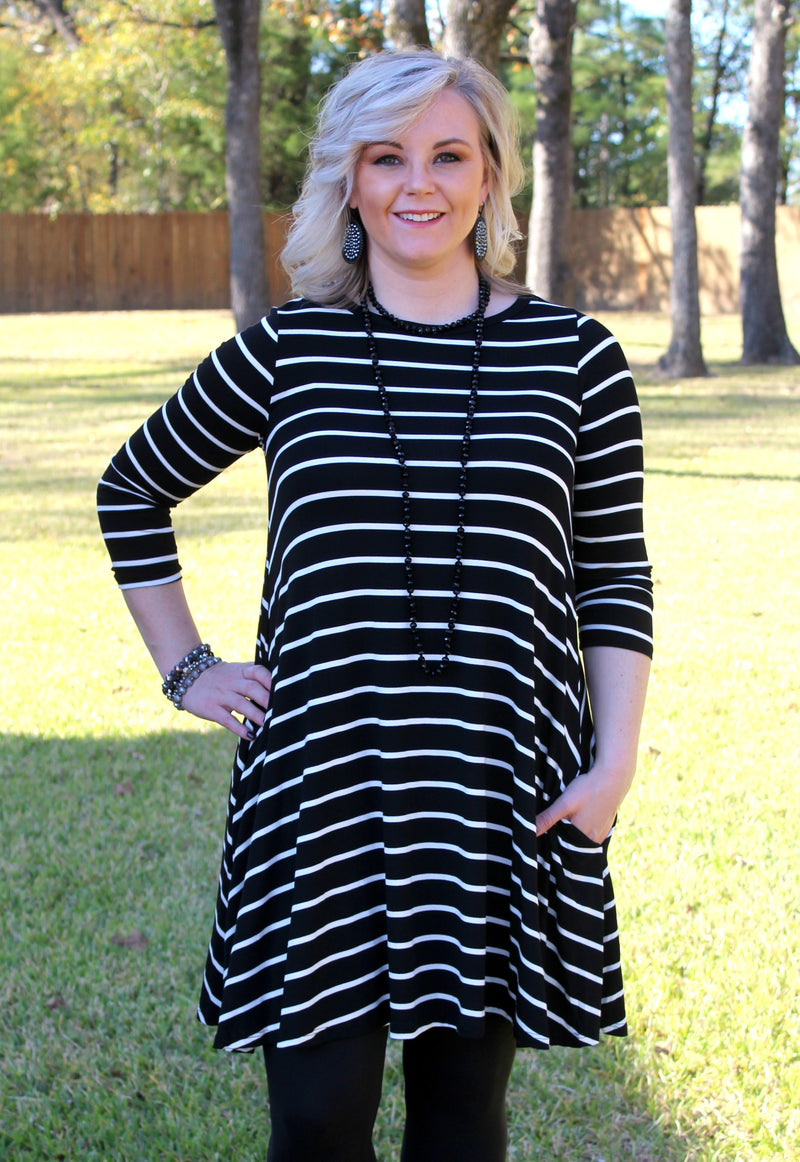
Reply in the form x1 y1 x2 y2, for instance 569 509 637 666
1 306 798 1161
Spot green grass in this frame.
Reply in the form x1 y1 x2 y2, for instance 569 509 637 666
1 308 799 1161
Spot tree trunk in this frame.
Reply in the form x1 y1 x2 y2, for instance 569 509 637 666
214 0 268 330
441 0 517 74
385 0 430 49
526 0 576 303
35 0 81 49
658 0 708 376
739 0 799 363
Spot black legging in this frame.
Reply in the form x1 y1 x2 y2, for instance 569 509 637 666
263 1016 516 1162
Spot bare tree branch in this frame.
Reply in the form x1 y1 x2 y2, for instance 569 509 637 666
33 0 81 48
114 0 217 31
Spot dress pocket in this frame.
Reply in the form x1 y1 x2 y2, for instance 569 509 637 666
559 818 609 854
535 820 610 1033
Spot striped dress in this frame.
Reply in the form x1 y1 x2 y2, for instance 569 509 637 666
97 294 653 1053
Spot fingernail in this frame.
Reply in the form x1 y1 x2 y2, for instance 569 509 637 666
246 729 255 741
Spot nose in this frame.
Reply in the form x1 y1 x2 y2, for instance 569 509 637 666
403 157 435 195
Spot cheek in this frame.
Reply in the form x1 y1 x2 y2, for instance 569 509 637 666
350 174 383 214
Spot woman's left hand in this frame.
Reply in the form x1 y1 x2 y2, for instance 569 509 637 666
536 646 651 843
534 760 632 844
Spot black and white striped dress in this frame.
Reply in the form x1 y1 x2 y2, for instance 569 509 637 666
98 294 653 1053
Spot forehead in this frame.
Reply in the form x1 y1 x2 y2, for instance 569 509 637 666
372 89 483 146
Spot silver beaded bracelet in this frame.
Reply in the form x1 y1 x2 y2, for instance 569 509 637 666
162 644 222 710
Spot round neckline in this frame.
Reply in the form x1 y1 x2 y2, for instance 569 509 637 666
354 292 529 334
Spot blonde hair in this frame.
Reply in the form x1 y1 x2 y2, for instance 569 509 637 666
281 50 526 305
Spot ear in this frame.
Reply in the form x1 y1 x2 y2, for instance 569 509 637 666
480 166 490 206
347 171 360 212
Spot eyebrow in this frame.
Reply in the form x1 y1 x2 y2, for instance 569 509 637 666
368 138 473 150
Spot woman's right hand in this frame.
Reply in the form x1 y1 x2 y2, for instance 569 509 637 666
120 582 272 740
179 660 273 739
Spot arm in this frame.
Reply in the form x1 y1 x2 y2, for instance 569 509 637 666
535 645 650 841
122 581 271 741
536 316 653 841
98 319 277 736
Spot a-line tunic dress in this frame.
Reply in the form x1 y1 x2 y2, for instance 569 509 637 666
97 294 653 1054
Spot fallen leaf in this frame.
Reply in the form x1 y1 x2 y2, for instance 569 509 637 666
111 931 148 950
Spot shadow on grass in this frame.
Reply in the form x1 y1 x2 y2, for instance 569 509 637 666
640 389 800 421
0 357 194 382
2 729 707 1161
0 374 196 410
0 471 267 543
648 467 800 483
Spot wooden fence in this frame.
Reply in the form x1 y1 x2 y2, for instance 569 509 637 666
2 206 800 315
0 211 292 313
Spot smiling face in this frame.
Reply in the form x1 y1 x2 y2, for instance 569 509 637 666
348 89 489 284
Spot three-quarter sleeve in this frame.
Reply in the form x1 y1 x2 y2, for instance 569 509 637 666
97 315 277 589
572 315 653 657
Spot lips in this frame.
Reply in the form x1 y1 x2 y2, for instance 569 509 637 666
395 212 444 222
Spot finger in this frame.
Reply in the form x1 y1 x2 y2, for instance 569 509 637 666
244 663 272 690
225 694 268 727
222 712 255 741
535 783 584 837
535 807 558 837
535 798 570 836
183 694 253 739
240 680 271 712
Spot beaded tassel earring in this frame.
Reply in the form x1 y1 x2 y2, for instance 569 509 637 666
342 215 364 264
473 206 488 261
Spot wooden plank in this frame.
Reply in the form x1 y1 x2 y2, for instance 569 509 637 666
1 208 796 315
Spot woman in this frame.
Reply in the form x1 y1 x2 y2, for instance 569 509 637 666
98 50 652 1162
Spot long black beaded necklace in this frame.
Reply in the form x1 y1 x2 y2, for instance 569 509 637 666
360 277 491 676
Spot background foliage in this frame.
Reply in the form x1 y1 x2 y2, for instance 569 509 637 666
2 0 798 215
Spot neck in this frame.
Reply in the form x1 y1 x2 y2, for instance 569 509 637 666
366 263 483 326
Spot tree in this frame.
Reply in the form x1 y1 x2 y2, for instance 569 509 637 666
441 0 517 73
695 0 733 204
385 0 430 49
570 2 668 208
778 18 800 201
260 7 316 210
213 0 267 329
693 0 751 205
0 1 227 214
658 0 707 376
739 0 800 363
526 0 576 302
